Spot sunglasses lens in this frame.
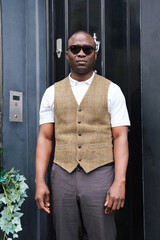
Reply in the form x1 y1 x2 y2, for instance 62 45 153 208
69 45 94 55
83 46 94 55
70 46 81 55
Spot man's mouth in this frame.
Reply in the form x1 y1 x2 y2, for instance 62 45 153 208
76 60 87 64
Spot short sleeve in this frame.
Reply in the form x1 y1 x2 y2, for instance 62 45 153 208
108 82 130 127
39 85 55 125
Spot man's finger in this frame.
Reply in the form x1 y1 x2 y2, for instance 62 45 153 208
44 205 51 214
112 199 118 211
116 200 122 210
45 193 50 206
120 199 125 208
105 206 112 215
104 191 110 206
105 196 113 214
44 194 51 214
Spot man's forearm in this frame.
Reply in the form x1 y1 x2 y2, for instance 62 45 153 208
35 135 53 183
113 133 129 184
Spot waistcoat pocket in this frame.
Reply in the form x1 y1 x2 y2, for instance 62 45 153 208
56 144 69 151
89 143 113 149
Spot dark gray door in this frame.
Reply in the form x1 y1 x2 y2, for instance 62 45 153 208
47 0 143 239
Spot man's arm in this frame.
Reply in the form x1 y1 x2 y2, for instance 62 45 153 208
35 123 54 214
104 126 129 214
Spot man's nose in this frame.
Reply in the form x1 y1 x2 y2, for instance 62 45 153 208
78 48 86 57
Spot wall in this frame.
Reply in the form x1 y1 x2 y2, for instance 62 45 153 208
2 0 47 239
141 0 160 239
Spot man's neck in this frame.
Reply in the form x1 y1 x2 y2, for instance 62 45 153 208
70 71 93 82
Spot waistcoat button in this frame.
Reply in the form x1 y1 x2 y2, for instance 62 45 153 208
78 120 81 124
78 133 81 136
78 145 81 148
78 108 82 112
78 158 82 161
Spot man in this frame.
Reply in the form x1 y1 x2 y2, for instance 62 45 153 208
35 31 130 240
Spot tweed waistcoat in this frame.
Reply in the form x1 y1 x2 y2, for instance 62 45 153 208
54 74 114 173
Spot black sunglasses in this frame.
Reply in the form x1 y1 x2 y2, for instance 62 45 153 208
68 45 95 55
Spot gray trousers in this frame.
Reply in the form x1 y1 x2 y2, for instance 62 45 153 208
50 163 117 240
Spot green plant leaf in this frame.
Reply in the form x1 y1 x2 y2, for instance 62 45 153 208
0 194 7 204
13 233 18 238
14 212 23 218
15 224 22 233
0 167 29 239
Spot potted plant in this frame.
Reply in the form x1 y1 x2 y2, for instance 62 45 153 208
0 165 28 240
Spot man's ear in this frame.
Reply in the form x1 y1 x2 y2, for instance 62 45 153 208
66 51 69 60
95 52 98 61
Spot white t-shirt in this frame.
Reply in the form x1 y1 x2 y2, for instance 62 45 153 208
39 72 130 127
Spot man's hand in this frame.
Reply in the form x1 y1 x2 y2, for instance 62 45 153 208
35 182 50 214
104 180 125 214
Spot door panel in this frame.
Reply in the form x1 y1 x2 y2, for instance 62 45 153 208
105 0 128 94
88 0 101 75
68 0 87 33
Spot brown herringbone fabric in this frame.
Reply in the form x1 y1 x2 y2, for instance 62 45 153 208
54 74 114 173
